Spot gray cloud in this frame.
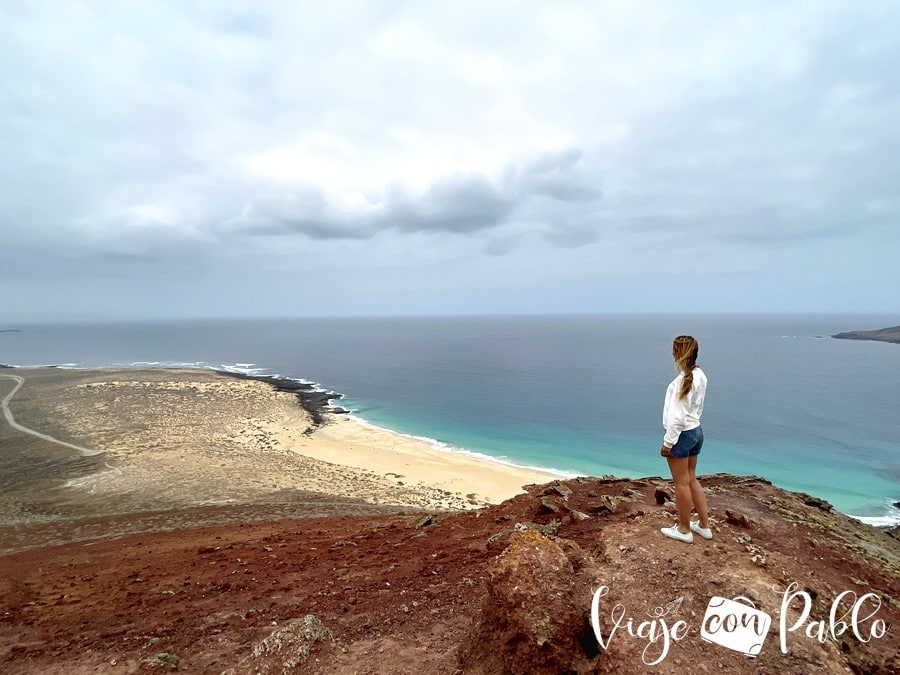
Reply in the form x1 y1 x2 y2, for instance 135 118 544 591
515 149 602 203
1 1 899 319
389 172 513 233
232 150 600 243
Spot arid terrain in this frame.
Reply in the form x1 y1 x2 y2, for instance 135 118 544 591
0 367 557 555
1 369 898 673
2 475 899 673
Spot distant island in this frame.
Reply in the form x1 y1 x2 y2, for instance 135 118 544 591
0 329 22 333
832 325 900 344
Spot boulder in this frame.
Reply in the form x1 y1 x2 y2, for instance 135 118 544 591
459 530 600 674
725 509 752 528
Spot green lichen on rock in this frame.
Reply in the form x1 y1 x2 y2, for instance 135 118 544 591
488 519 563 546
252 614 336 665
142 652 180 669
535 519 561 536
487 528 510 545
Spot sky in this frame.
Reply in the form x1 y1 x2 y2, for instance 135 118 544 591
2 1 899 321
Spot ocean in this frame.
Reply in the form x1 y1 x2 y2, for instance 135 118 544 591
1 314 898 525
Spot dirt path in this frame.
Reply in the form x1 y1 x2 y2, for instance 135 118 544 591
0 373 102 457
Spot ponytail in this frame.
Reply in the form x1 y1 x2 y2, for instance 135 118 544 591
673 335 699 399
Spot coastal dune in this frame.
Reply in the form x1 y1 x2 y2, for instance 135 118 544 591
0 368 558 550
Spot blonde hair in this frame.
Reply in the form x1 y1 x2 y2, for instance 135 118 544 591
673 335 699 399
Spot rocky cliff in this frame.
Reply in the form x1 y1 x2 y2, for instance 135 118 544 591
833 326 900 344
1 474 898 673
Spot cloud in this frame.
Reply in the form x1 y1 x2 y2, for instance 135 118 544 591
516 149 602 203
230 148 600 243
387 172 513 234
1 1 899 319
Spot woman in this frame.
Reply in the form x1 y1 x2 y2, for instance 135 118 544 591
659 335 712 543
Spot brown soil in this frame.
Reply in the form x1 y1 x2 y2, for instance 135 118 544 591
2 475 898 674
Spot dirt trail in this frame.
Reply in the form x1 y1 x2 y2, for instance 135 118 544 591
0 373 101 456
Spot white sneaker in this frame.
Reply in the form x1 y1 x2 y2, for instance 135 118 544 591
660 524 693 543
690 521 713 540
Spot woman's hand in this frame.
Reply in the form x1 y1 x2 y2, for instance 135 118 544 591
660 445 671 458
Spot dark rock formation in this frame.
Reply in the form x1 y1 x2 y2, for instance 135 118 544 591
218 371 346 432
832 325 900 344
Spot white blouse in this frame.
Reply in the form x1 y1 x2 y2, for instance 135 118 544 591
662 366 707 448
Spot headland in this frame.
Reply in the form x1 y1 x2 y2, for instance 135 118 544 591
833 325 900 344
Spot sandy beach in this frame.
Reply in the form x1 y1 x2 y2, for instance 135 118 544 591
3 370 899 673
0 367 558 550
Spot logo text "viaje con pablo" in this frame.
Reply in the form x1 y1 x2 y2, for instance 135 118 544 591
590 582 888 666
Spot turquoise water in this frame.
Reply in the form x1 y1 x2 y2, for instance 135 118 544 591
1 314 898 523
349 399 898 521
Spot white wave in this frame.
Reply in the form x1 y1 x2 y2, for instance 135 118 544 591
849 514 900 528
261 374 332 393
216 363 270 376
5 362 88 369
125 360 210 369
206 365 334 396
344 413 578 479
274 374 322 387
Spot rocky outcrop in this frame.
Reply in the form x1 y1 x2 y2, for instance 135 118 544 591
833 325 900 344
237 615 337 674
219 371 348 430
2 475 898 674
459 530 601 674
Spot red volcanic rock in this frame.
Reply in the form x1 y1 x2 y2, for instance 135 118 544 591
459 530 600 674
1 475 898 674
725 509 753 528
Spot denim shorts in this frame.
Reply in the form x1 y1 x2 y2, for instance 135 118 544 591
669 426 703 458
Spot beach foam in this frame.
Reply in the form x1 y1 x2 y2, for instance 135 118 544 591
344 413 578 481
850 514 900 528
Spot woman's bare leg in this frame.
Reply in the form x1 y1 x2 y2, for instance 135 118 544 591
666 456 693 533
688 455 709 528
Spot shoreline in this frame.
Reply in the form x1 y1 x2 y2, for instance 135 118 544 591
135 366 578 481
2 364 898 530
4 361 577 486
341 411 579 481
216 369 350 431
0 367 561 552
212 367 570 508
